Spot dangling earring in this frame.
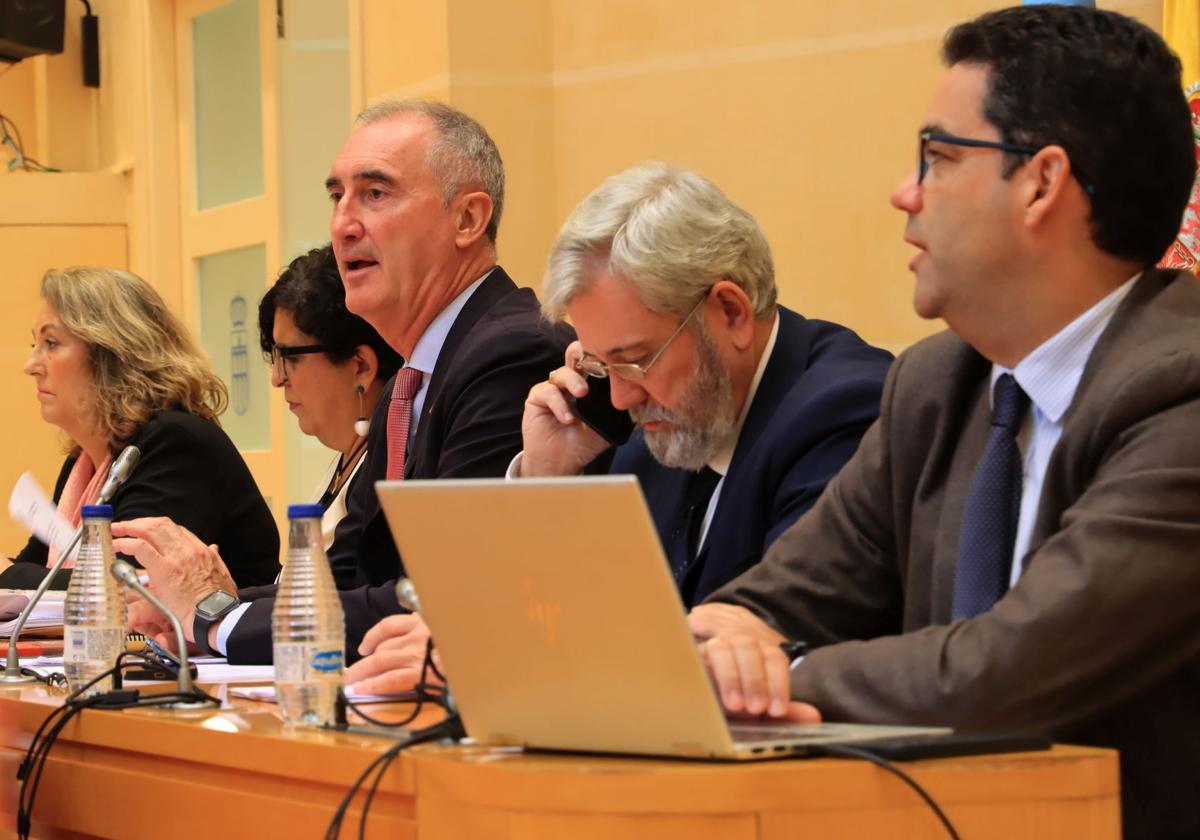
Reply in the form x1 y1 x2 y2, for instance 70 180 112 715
354 384 370 437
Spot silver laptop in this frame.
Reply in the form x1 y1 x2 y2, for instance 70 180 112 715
376 476 948 759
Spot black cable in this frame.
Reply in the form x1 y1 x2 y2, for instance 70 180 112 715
0 113 27 169
0 113 57 172
17 661 124 840
77 0 93 14
339 638 448 729
810 743 961 840
320 719 461 840
16 657 218 838
326 639 462 839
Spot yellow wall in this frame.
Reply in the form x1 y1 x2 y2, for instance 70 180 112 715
0 0 1165 557
352 0 1160 353
0 176 128 553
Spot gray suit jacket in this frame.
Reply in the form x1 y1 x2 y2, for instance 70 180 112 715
709 269 1200 840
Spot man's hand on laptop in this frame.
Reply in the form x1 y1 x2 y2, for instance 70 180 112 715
688 602 786 646
689 604 817 721
344 613 442 694
519 340 610 477
699 635 820 722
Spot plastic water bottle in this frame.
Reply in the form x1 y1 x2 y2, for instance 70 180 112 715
63 504 127 695
272 503 345 726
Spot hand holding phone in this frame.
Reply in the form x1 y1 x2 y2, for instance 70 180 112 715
568 375 635 446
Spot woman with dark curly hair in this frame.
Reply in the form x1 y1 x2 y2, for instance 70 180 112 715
259 245 402 548
0 267 281 589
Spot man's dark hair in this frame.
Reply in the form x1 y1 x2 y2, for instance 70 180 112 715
944 5 1196 266
258 245 403 380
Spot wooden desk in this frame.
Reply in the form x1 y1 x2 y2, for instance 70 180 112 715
0 685 1120 839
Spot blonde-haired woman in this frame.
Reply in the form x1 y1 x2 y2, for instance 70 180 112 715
1 267 280 589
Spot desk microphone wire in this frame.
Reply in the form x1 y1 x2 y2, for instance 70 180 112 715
15 657 218 840
326 639 462 840
809 743 961 840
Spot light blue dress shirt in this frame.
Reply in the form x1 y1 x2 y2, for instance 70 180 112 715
213 271 492 656
993 273 1138 583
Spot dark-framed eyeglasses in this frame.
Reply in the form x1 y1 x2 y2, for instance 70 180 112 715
574 292 708 383
918 131 1095 195
268 344 329 381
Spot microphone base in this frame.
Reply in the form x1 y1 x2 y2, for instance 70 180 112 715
165 697 219 711
0 672 40 686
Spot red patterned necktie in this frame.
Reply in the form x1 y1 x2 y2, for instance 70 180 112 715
386 368 424 480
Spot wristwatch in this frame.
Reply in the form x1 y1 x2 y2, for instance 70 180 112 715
778 639 809 663
193 590 240 656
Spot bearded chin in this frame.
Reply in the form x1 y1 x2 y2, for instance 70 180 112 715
635 324 737 470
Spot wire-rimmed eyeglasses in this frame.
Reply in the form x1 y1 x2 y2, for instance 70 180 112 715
573 292 708 383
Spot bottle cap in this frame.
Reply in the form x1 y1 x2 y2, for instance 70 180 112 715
81 504 114 519
287 503 325 519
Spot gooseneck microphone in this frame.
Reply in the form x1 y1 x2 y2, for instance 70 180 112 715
0 446 141 686
109 560 214 709
394 576 455 715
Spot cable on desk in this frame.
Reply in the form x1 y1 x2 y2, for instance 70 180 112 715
339 638 448 730
326 639 463 839
15 656 218 839
809 743 961 840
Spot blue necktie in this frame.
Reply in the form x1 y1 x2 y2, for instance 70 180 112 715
952 373 1031 619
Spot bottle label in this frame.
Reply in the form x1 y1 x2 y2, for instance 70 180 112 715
64 625 125 663
274 642 344 683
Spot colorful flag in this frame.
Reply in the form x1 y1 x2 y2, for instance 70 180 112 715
1161 0 1200 271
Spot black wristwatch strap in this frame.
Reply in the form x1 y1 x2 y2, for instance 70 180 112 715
779 639 809 662
193 595 239 657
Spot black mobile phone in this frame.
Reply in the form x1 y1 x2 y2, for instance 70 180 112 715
127 637 199 681
568 375 635 446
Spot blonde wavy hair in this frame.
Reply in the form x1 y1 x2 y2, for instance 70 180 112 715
41 267 227 450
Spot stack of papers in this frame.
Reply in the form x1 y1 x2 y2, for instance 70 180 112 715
230 685 415 704
0 590 64 636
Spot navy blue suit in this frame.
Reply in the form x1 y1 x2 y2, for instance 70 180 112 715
611 307 892 607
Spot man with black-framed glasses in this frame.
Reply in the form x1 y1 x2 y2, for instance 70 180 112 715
691 7 1200 838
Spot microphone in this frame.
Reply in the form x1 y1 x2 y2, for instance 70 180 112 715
96 446 141 506
393 577 455 715
0 446 141 686
109 560 214 710
395 578 422 614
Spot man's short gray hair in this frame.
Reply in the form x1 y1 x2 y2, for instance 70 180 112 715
357 99 505 244
541 162 776 320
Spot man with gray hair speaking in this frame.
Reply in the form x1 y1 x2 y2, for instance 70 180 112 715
519 162 893 606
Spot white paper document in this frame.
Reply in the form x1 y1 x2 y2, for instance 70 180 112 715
8 472 77 561
229 684 416 704
0 591 65 636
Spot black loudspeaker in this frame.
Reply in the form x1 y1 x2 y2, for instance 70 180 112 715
0 0 66 63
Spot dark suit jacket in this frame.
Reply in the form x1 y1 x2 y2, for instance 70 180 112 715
2 410 280 589
228 268 575 662
709 270 1200 840
611 307 892 606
